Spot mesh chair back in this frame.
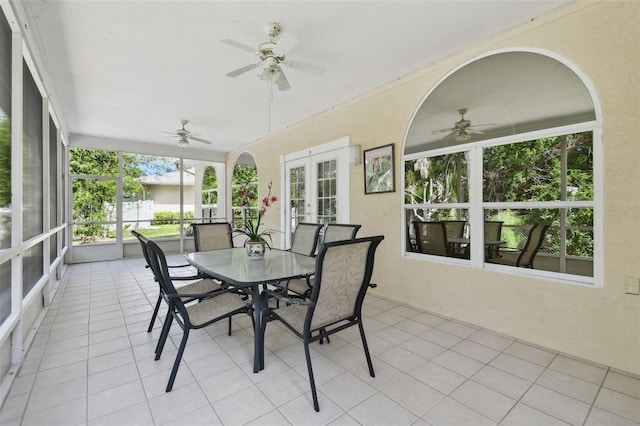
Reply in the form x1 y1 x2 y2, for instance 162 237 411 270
413 221 449 256
132 230 154 268
146 240 181 307
290 223 323 256
517 224 550 267
484 221 503 258
484 221 503 241
308 236 384 330
323 224 361 243
444 220 466 239
192 222 233 252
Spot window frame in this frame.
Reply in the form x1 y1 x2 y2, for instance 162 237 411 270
403 120 601 287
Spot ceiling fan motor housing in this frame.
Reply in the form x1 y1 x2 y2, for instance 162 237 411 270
265 22 281 38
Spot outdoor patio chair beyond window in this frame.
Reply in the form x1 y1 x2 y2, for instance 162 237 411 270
146 240 253 392
488 223 550 268
132 230 221 333
413 221 451 257
443 220 466 255
259 235 384 411
484 221 504 259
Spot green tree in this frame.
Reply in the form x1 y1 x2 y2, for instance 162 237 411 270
202 166 218 206
231 164 258 228
70 148 145 239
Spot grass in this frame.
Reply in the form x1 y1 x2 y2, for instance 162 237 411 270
123 224 187 240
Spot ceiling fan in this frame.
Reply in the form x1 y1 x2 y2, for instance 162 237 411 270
432 108 494 142
221 22 326 91
163 119 212 148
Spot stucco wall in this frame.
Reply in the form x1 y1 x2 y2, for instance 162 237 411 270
227 1 640 374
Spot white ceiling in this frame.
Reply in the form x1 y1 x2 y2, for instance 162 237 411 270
17 0 574 155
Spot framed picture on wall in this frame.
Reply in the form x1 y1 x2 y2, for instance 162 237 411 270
363 143 395 194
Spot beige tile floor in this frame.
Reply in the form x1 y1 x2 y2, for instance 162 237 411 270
1 255 639 426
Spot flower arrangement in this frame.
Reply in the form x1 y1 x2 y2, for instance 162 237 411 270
234 180 278 250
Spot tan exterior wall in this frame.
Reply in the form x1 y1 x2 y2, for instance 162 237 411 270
227 1 640 374
145 185 196 211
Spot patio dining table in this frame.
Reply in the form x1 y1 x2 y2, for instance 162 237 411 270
185 247 317 373
447 237 505 259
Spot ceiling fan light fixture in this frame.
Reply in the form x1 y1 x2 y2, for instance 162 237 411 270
261 66 280 82
178 137 189 148
455 131 472 142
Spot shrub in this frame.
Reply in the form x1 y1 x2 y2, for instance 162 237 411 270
151 211 195 225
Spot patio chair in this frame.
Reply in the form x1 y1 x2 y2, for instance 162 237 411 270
484 221 503 259
259 235 384 411
286 223 362 298
412 221 450 257
443 220 466 255
146 240 253 392
289 222 324 256
323 223 362 245
191 222 233 252
488 224 550 268
270 223 323 304
132 230 220 333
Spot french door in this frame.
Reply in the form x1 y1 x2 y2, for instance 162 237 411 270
282 138 351 248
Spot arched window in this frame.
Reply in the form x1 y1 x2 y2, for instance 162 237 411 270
403 50 601 285
231 152 258 232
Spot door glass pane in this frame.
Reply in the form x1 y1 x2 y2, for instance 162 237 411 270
23 62 43 241
289 166 306 230
316 160 336 224
0 8 11 251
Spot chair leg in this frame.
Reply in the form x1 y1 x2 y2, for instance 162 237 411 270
147 294 162 333
303 338 320 412
155 311 173 360
227 316 232 336
318 328 330 344
166 328 189 392
358 321 375 378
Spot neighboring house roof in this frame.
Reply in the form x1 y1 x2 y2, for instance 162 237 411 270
137 169 195 186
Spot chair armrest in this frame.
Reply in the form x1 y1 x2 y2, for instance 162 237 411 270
165 288 231 300
169 273 210 281
167 263 192 269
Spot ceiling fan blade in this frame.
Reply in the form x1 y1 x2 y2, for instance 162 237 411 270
282 59 325 76
226 62 261 78
468 123 495 130
431 127 456 135
467 129 486 135
273 32 299 56
188 135 212 144
275 68 291 91
220 38 257 54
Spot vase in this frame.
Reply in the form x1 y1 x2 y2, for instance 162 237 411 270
246 240 265 258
